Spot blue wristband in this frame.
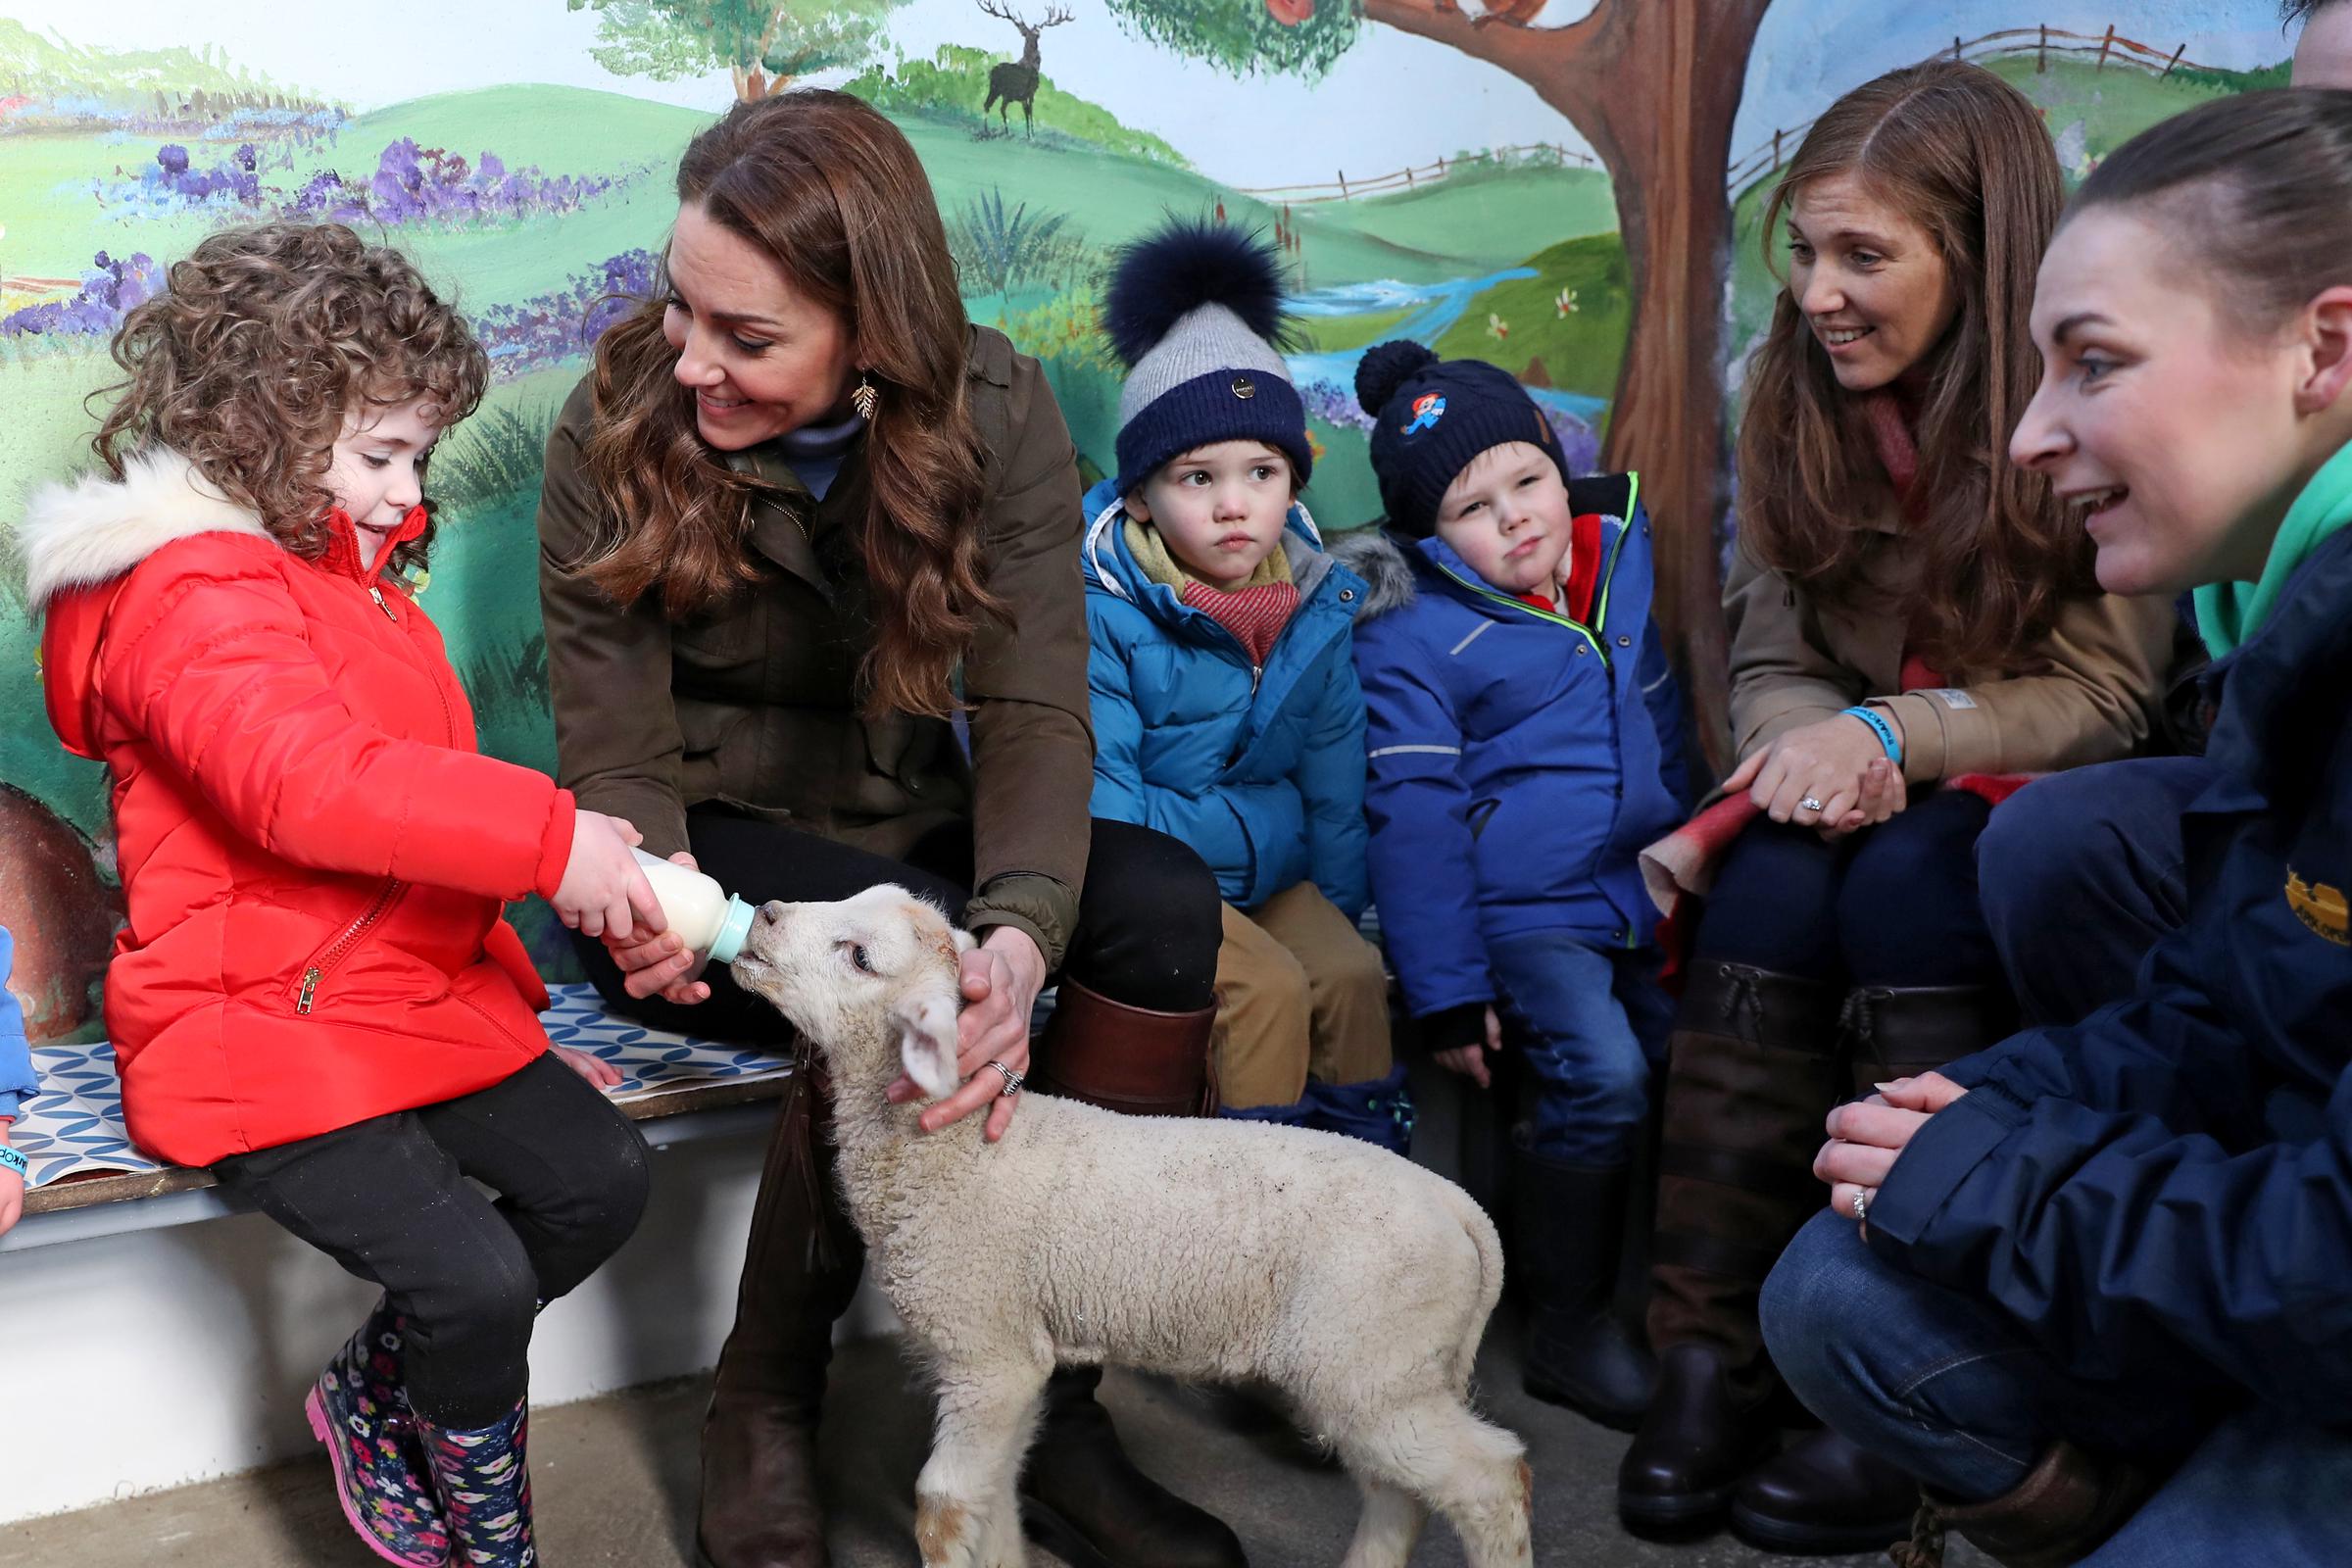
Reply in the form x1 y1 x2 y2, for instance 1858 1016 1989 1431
1842 705 1903 765
0 1145 24 1180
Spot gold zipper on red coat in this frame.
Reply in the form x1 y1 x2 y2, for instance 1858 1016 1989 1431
368 585 399 621
296 879 406 1014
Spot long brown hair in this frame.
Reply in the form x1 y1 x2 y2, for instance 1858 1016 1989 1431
578 89 1000 717
94 221 487 576
1739 60 2082 676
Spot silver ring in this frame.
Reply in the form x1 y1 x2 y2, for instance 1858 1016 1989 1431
1852 1188 1872 1225
985 1059 1024 1097
1799 796 1826 814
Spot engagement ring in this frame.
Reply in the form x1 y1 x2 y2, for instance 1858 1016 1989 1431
1800 796 1826 813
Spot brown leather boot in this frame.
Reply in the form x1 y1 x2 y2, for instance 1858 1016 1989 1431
1841 983 2017 1098
1018 984 1243 1566
698 1076 865 1568
1029 976 1219 1116
1889 1440 2150 1568
1725 984 2014 1554
1620 962 1843 1534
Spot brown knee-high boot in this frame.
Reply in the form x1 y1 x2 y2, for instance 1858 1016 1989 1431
1728 983 2020 1556
698 1071 865 1568
1017 977 1245 1568
1619 961 1844 1534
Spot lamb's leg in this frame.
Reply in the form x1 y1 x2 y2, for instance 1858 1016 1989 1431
1332 1396 1534 1568
916 1367 1048 1568
1337 1479 1426 1568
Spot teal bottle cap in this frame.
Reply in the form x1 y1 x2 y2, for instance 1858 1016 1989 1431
709 896 757 965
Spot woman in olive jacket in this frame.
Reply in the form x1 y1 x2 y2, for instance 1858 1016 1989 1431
536 92 1238 1568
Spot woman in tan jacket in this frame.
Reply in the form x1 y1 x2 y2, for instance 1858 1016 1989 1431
535 93 1240 1568
1615 63 2182 1553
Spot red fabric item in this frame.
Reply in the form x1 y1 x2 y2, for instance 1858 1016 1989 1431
1864 390 1924 520
40 503 574 1164
1179 578 1300 665
1517 591 1554 612
1562 512 1603 622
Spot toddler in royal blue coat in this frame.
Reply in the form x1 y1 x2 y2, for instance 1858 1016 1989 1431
1333 342 1688 1424
1082 220 1405 1150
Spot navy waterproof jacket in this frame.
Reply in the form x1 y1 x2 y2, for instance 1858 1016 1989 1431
1079 478 1371 917
1868 525 2352 1422
1333 473 1687 1022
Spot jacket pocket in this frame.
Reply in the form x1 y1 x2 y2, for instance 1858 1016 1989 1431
287 878 410 1015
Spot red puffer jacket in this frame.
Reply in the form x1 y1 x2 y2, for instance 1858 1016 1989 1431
24 450 577 1165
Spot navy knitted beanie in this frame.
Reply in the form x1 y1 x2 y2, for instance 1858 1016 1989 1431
1355 342 1566 537
1104 220 1312 498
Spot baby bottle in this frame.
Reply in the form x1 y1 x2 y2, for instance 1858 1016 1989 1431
630 849 757 963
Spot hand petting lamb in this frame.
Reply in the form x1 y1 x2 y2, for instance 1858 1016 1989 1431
728 886 1535 1568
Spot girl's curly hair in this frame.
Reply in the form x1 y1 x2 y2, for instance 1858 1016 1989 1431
92 222 489 575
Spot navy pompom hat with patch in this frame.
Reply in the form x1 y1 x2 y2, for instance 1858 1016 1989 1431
1104 220 1311 499
1355 341 1566 538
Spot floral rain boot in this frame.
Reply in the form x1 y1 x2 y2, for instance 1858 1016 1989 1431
422 1397 537 1567
304 1298 452 1568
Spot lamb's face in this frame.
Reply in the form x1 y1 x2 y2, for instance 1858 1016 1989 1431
729 884 976 1101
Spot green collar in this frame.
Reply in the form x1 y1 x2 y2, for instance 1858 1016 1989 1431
2194 439 2352 658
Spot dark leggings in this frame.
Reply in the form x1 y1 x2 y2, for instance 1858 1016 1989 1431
577 809 1223 1042
211 1053 651 1429
1692 788 1999 986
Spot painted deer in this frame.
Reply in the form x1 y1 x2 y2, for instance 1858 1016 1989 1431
979 0 1074 138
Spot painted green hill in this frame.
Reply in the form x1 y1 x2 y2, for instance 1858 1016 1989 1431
1299 163 1617 274
845 44 1190 167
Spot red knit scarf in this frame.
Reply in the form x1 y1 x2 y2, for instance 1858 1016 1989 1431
1862 391 1949 691
1181 579 1300 665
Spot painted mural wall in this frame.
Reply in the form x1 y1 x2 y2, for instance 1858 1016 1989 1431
0 0 2302 1037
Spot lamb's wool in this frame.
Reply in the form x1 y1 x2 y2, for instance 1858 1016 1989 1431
729 886 1536 1568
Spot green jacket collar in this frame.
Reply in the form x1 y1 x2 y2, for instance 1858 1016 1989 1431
2196 439 2352 658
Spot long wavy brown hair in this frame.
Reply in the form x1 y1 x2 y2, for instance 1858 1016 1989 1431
1739 60 2086 676
92 222 488 577
577 90 999 718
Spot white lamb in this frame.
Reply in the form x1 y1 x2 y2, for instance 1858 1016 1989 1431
727 885 1534 1568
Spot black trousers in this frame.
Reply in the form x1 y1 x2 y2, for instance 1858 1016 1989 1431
1691 788 2000 987
211 1052 652 1429
577 808 1223 1043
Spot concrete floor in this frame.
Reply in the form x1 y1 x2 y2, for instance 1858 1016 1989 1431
0 1325 1984 1568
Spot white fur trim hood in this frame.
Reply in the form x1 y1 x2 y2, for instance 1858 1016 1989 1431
18 448 271 612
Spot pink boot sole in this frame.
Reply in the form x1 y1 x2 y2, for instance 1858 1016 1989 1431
306 1385 449 1568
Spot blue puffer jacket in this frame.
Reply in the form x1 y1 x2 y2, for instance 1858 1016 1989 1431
1866 519 2352 1422
1332 473 1688 1022
1080 478 1371 917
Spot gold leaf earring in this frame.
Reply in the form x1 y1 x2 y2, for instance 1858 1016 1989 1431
851 372 878 420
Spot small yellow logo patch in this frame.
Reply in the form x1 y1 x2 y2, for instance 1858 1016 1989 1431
2286 870 2349 946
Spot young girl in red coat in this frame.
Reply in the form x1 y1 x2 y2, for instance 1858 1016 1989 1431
22 222 662 1568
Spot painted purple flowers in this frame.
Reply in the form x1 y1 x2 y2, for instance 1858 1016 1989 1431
2 252 162 340
471 250 660 380
86 138 627 230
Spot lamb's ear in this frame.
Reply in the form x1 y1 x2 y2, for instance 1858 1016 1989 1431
892 983 961 1102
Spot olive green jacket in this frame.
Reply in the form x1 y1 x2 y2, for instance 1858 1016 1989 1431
537 326 1095 966
1723 501 2180 783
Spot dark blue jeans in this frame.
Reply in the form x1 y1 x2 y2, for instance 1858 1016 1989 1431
1976 757 2215 1026
1693 788 1997 986
1764 1211 2352 1563
1487 932 1672 1165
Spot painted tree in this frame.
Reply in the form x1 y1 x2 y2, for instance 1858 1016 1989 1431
1110 0 1776 768
566 0 901 100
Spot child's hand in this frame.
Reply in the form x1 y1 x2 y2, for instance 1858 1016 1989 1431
1435 1005 1505 1090
0 1123 22 1239
554 811 665 942
607 852 713 1004
1818 758 1908 841
552 1045 623 1091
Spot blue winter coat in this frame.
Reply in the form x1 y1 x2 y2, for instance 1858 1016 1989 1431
1080 479 1371 917
1867 523 2352 1422
1332 473 1688 1021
